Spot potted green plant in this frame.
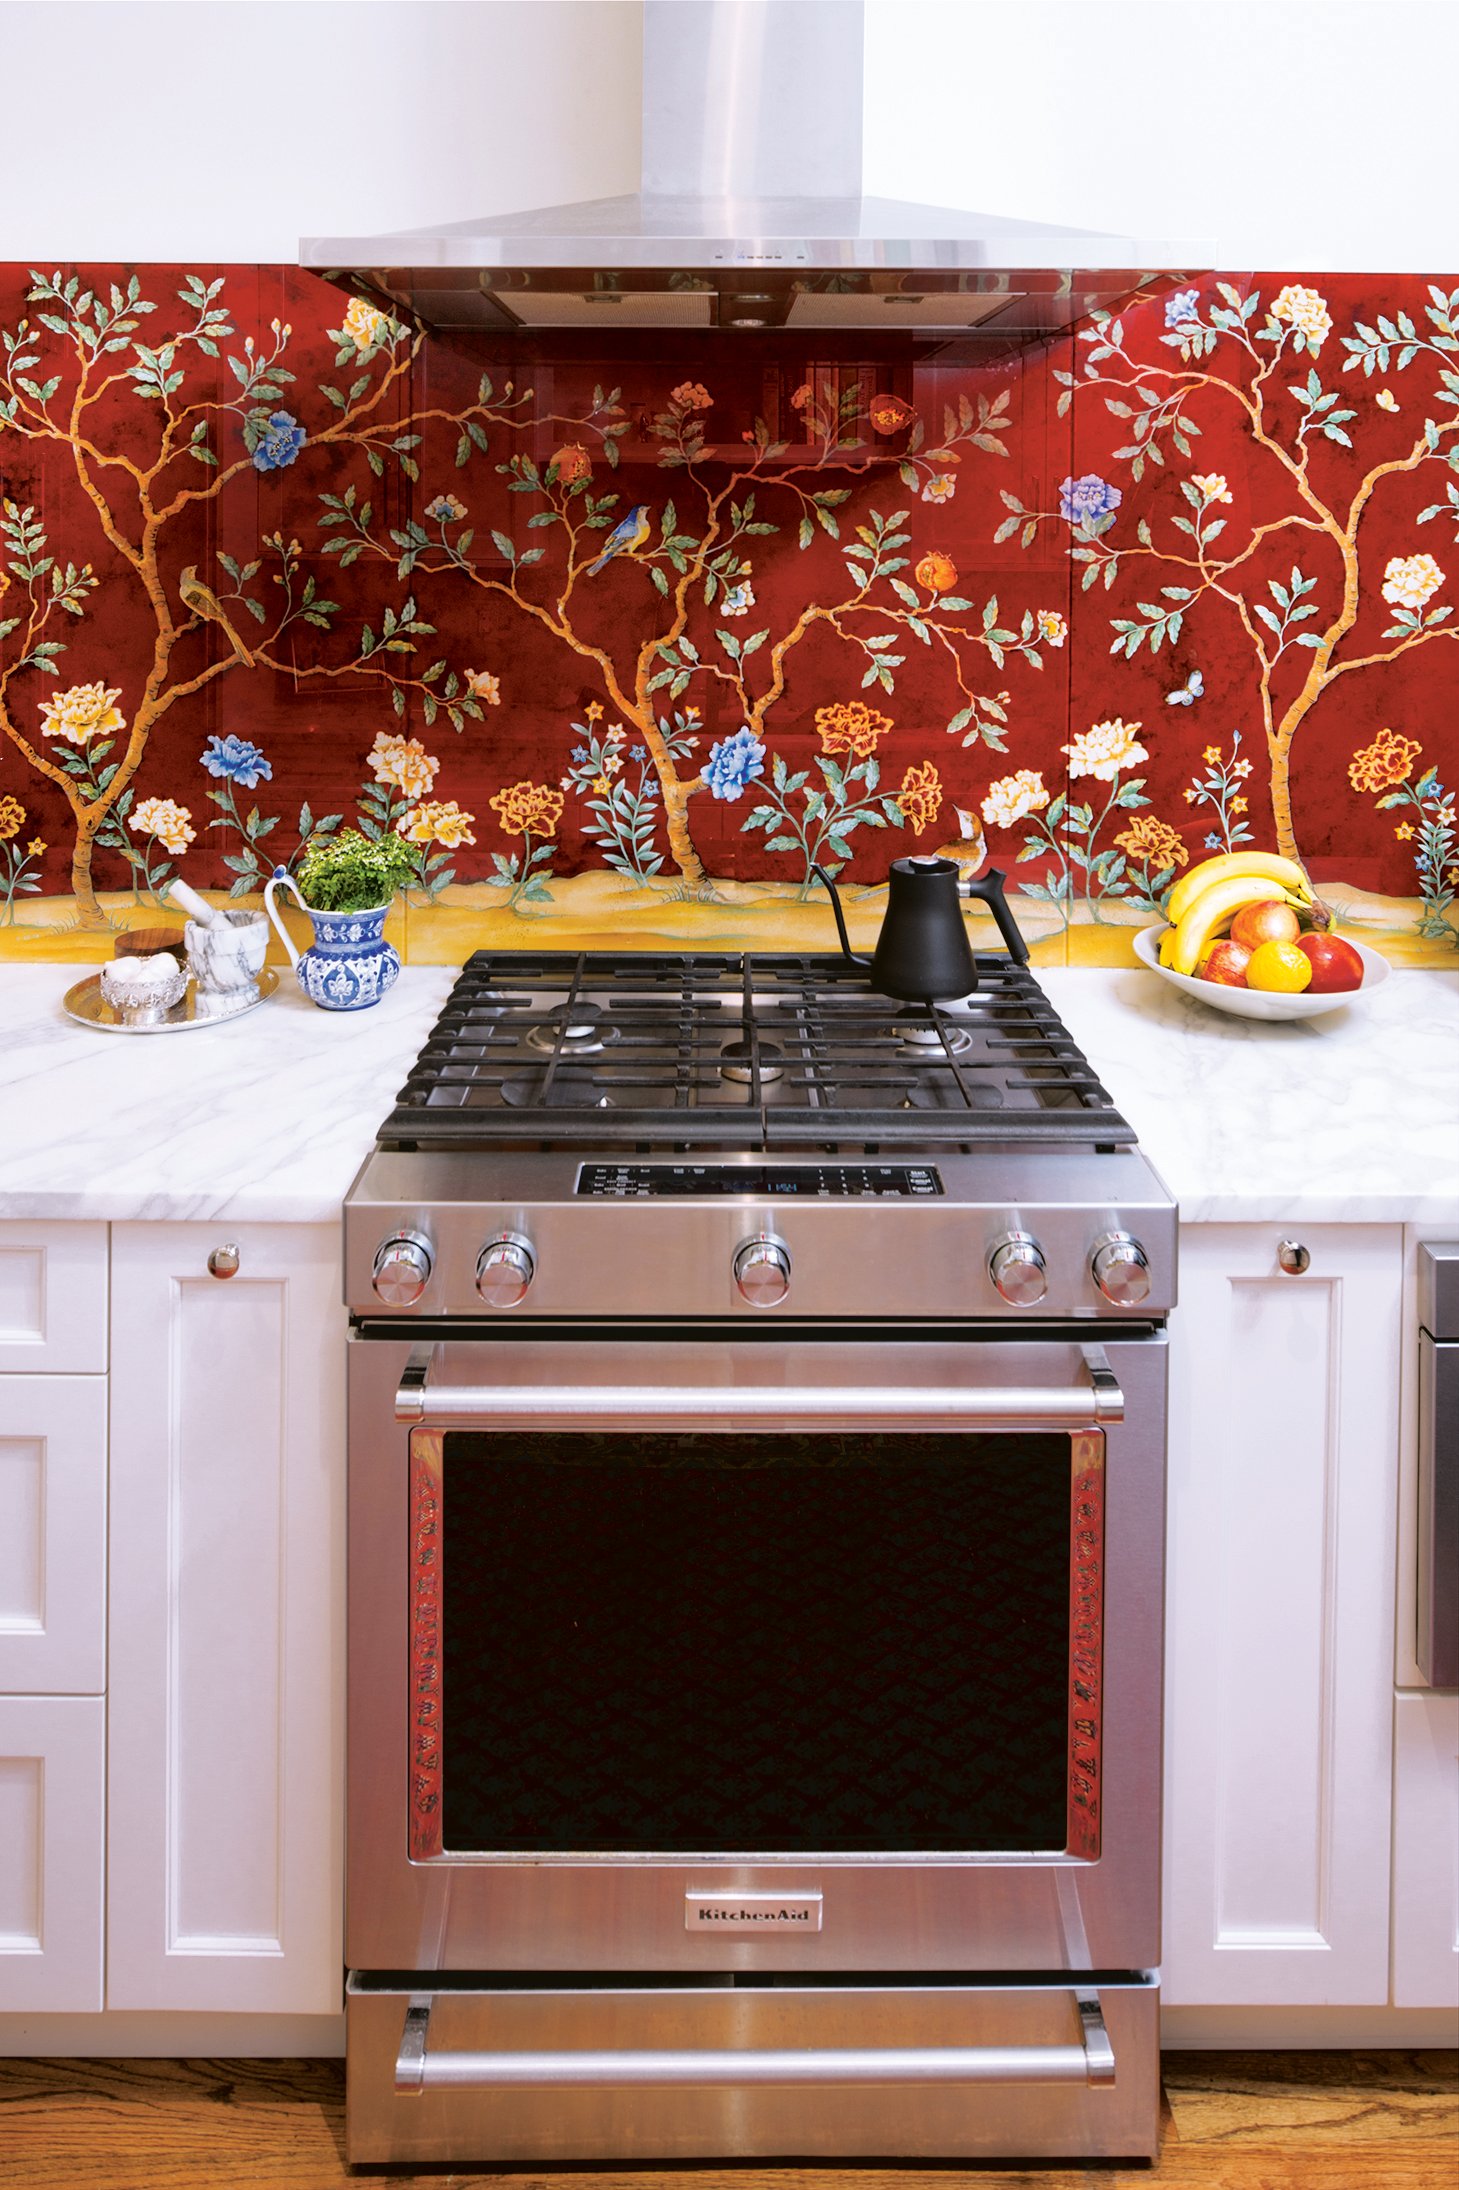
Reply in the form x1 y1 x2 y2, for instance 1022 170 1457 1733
264 830 413 1009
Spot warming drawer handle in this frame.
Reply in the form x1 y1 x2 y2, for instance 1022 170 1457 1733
394 1991 1116 2095
393 1347 1123 1427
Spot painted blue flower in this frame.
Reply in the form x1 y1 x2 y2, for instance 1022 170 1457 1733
200 733 273 788
251 411 306 472
1058 473 1122 526
630 744 648 762
1205 832 1223 849
702 726 766 802
571 745 592 765
1164 287 1201 328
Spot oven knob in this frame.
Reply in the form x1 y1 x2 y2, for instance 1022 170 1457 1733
989 1230 1048 1307
476 1232 535 1308
372 1231 432 1306
733 1233 791 1308
1091 1231 1152 1307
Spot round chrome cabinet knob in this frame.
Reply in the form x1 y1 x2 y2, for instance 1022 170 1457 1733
1091 1231 1152 1307
371 1232 433 1307
476 1232 535 1309
989 1231 1048 1307
733 1233 792 1308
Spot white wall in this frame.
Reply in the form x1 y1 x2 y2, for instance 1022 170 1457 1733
0 0 643 262
864 0 1459 272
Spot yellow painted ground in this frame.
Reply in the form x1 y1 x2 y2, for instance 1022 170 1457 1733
1 874 1452 969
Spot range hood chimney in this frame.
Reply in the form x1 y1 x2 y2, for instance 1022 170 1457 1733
302 0 1190 340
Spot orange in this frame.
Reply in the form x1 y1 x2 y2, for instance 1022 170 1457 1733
1246 938 1314 993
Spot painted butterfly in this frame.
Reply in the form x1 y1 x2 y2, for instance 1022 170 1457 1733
1166 669 1204 706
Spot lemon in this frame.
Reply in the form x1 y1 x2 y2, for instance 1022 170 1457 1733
1246 939 1313 994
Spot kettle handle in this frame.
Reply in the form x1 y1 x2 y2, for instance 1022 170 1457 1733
263 864 306 970
812 863 870 968
961 869 1030 965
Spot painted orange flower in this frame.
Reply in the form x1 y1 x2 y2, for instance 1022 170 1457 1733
1113 814 1189 872
897 761 943 836
670 381 713 412
790 383 813 410
0 793 24 840
489 780 564 838
868 393 916 434
1348 727 1421 793
914 551 958 593
550 444 592 485
815 700 893 757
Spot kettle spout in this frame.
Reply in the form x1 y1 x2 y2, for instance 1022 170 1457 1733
812 864 870 968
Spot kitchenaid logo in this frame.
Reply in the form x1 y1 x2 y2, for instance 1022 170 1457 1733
685 1893 822 1932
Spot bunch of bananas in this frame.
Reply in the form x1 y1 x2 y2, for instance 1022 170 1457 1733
1155 851 1325 976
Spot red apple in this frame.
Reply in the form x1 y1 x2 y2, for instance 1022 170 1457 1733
1230 898 1302 950
1199 939 1252 987
1295 932 1364 992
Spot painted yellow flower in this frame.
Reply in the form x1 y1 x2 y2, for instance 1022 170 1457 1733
368 732 439 800
591 775 610 795
0 793 24 840
981 770 1050 830
463 668 501 706
897 761 943 837
585 700 605 722
1348 727 1421 792
26 837 45 858
1394 821 1416 840
1191 472 1232 504
130 797 195 855
1381 553 1445 612
398 799 476 848
1112 813 1189 871
1231 796 1248 814
670 381 713 412
1036 610 1068 647
490 780 564 838
1202 745 1222 764
1271 284 1332 351
343 296 391 352
1062 717 1148 781
816 700 893 757
38 681 126 745
1182 787 1200 804
1376 389 1400 413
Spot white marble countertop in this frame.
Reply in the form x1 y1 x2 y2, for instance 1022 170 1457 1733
0 959 1455 1226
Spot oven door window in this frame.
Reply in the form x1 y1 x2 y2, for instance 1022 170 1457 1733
408 1428 1103 1862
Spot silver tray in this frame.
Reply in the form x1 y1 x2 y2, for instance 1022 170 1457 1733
63 967 279 1034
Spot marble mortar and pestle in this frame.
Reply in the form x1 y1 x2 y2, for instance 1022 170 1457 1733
164 878 269 1000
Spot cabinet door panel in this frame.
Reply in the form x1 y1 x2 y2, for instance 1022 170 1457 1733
1164 1225 1402 2006
0 1696 104 2011
0 1223 107 1373
1392 1690 1459 2007
107 1224 344 2013
0 1376 106 1692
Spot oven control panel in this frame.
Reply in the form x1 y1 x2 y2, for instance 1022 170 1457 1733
576 1163 943 1198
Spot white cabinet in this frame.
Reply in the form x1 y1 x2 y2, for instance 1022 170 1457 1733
0 1375 107 1693
1392 1690 1459 2007
0 1221 107 1373
106 1222 345 2014
1163 1223 1404 2007
0 1697 105 2011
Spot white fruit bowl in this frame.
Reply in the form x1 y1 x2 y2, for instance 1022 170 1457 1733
1133 924 1391 1021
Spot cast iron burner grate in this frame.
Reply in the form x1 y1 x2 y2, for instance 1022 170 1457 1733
377 951 1135 1153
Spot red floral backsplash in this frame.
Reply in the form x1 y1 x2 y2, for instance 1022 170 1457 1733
0 264 1454 958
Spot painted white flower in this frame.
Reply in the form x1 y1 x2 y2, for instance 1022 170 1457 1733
1271 284 1332 351
1191 473 1233 505
1375 389 1400 413
463 668 501 705
980 769 1050 830
1381 553 1445 613
1036 610 1068 647
343 296 392 352
722 581 755 617
130 797 195 855
368 731 439 799
38 681 126 745
1063 717 1149 781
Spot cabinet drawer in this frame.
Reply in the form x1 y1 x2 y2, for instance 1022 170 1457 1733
0 1223 107 1373
1392 1689 1459 2008
0 1696 104 2011
0 1376 106 1693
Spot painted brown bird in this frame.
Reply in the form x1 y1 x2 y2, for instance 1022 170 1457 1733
926 805 988 878
178 565 254 666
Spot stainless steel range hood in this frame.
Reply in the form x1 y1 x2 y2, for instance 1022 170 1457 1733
302 0 1190 340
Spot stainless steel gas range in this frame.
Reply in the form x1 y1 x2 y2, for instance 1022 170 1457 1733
341 949 1175 2166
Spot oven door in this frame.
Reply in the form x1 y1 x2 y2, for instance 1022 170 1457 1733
347 1329 1165 1975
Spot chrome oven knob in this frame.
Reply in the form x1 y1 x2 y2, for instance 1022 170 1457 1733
372 1232 432 1306
1091 1231 1151 1307
989 1230 1048 1307
476 1232 535 1308
733 1233 791 1308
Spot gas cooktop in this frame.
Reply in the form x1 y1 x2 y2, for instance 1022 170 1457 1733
376 950 1136 1155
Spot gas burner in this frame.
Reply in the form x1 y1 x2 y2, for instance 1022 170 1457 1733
526 1003 618 1057
903 1078 1005 1111
500 1065 611 1109
893 1012 976 1060
719 1037 785 1085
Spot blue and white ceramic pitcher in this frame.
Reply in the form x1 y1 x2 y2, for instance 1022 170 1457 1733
263 866 401 1012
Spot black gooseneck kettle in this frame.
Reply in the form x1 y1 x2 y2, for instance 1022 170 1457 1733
813 856 1029 1002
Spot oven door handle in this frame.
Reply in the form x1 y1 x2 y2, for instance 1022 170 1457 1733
395 1990 1116 2094
394 1345 1124 1427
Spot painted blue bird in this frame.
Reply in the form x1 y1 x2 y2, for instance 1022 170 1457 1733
587 504 652 577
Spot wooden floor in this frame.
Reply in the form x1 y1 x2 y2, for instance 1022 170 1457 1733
0 2052 1453 2188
